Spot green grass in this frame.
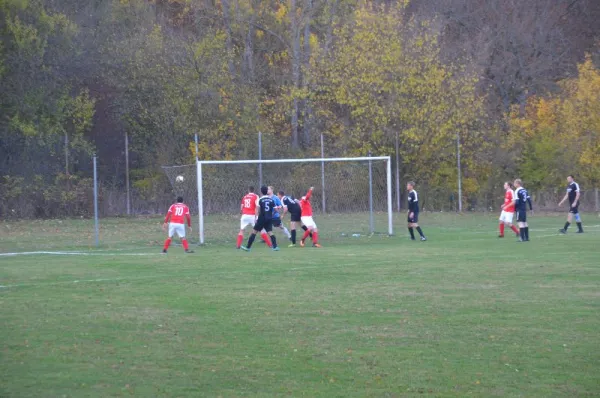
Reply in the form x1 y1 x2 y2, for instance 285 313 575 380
1 213 599 397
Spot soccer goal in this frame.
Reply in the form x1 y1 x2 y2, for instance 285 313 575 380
163 156 393 244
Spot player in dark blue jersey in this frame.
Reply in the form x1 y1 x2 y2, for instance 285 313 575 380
241 186 280 251
513 179 533 242
558 175 584 234
278 190 312 247
407 181 426 241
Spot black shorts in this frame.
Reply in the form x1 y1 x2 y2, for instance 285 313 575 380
290 211 301 222
569 205 579 214
407 212 419 223
254 217 273 233
272 217 282 227
516 211 527 222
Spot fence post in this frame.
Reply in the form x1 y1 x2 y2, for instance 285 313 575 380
125 132 130 215
456 131 463 212
395 130 400 212
368 151 374 233
93 154 99 247
595 187 599 212
258 131 263 187
321 133 326 213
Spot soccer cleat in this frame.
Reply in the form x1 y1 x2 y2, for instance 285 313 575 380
312 243 321 248
288 244 296 248
240 246 250 252
162 249 167 254
300 239 305 247
420 237 427 241
410 237 416 241
272 247 280 251
185 250 195 254
559 229 567 234
498 235 504 238
576 230 584 234
517 238 524 242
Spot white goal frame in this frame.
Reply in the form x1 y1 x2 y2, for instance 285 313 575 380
196 156 393 244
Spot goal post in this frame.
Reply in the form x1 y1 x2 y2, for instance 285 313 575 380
194 156 393 244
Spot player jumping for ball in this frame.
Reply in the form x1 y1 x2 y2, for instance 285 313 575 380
498 181 520 238
241 185 280 252
162 196 194 253
299 187 321 247
237 186 272 249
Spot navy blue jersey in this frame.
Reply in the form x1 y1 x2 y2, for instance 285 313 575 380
257 196 274 220
281 195 300 213
567 182 580 204
408 190 419 213
515 187 532 212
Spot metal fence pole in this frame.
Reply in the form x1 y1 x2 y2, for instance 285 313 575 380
93 154 99 247
395 130 400 212
595 187 599 212
194 133 199 161
456 131 463 212
258 131 263 187
125 132 130 215
368 151 374 233
321 133 326 213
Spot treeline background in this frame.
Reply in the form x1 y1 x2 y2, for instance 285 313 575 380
1 0 599 218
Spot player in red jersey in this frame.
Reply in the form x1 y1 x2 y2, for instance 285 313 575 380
162 196 193 253
498 182 520 238
299 187 321 247
237 186 271 249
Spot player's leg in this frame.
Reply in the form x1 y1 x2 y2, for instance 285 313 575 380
301 224 313 238
242 230 259 251
524 221 530 241
561 211 573 233
237 229 245 249
300 217 315 246
289 220 297 245
407 216 415 240
176 224 193 253
504 212 519 236
311 225 321 247
498 212 506 237
163 223 174 253
265 222 278 250
261 228 272 247
573 208 583 233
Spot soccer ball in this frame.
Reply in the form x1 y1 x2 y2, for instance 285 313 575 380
176 175 185 183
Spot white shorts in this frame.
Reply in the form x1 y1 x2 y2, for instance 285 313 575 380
499 211 514 224
240 214 256 230
168 222 186 238
301 216 317 229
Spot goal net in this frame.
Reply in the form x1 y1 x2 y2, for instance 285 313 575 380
163 157 393 245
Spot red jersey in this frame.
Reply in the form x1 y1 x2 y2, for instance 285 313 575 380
165 203 191 225
241 193 259 215
503 190 515 212
300 188 313 217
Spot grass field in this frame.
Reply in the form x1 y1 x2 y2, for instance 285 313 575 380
1 213 599 397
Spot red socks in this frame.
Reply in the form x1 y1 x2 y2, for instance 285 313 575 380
163 238 172 251
261 232 272 247
302 230 311 241
236 234 244 249
182 239 189 251
499 224 505 236
312 232 319 244
511 225 519 234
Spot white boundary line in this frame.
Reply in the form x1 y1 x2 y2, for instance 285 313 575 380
0 251 158 257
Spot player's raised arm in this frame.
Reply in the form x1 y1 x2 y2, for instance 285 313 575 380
305 187 314 200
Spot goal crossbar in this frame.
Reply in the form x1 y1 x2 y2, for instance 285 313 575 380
196 156 393 244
